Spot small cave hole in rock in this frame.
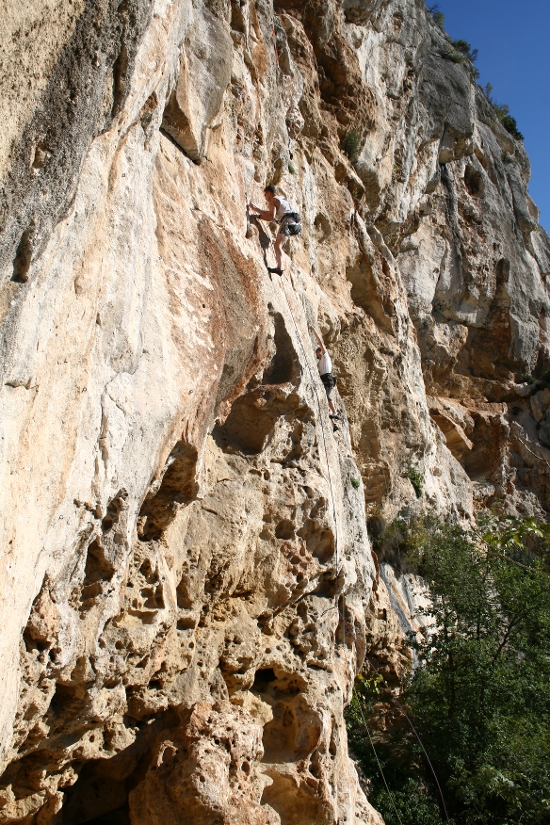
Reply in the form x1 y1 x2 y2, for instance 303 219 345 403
252 668 276 693
261 771 326 825
142 584 165 609
309 757 323 779
261 693 320 767
23 629 49 653
49 682 80 720
262 703 298 763
176 615 196 631
463 415 503 481
464 164 484 197
213 314 301 454
263 312 300 385
312 574 337 599
23 579 52 653
12 228 33 282
101 491 126 534
160 85 200 161
61 755 134 824
111 43 129 120
346 253 373 310
314 213 331 242
302 527 335 563
79 540 115 612
176 576 193 609
213 393 277 454
139 558 158 583
275 519 295 540
138 441 198 541
84 541 115 585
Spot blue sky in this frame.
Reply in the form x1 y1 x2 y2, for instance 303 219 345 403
436 0 550 232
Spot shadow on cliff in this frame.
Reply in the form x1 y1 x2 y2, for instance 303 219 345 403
213 311 304 455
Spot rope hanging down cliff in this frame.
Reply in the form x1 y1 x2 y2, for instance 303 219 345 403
279 276 344 617
247 193 345 618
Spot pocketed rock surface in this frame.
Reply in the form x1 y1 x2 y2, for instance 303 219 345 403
0 0 549 822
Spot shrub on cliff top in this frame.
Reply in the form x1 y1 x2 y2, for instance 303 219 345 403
347 515 550 825
427 4 445 29
451 38 478 63
500 114 524 141
484 83 524 141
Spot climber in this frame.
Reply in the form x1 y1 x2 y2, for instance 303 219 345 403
247 185 301 276
308 324 340 431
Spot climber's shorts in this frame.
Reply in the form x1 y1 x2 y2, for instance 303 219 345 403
279 213 302 237
320 373 337 399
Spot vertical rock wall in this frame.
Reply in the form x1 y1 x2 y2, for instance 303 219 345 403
0 0 549 823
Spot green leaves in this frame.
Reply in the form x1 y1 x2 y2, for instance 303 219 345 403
405 466 424 498
483 83 524 141
348 515 550 825
341 130 362 164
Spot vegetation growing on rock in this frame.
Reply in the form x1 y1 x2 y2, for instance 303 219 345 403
348 516 550 825
483 83 524 141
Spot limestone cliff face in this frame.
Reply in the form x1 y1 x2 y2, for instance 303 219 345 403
1 0 549 822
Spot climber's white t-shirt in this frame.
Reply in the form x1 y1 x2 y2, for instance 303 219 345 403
274 196 295 221
317 352 332 376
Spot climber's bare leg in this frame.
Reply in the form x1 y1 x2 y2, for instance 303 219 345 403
274 233 288 270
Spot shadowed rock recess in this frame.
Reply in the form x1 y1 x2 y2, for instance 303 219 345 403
1 0 549 822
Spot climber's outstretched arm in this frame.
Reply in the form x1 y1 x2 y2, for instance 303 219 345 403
248 201 276 222
308 324 326 354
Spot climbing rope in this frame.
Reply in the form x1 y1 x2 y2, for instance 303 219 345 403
252 228 348 821
364 657 451 823
271 25 281 69
248 214 345 625
355 695 405 825
278 271 343 618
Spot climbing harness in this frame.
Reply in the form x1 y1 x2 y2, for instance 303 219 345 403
279 212 302 237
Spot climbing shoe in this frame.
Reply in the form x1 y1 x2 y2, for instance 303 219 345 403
332 424 339 432
268 267 284 276
329 414 340 420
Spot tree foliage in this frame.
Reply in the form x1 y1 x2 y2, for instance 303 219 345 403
451 39 478 63
427 4 445 29
341 130 361 164
347 516 550 825
484 83 524 141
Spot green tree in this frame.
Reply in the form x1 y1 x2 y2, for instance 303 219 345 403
483 83 524 141
347 517 550 825
427 4 445 29
451 39 478 63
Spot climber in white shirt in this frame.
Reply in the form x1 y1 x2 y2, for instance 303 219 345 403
248 185 301 276
308 324 340 430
